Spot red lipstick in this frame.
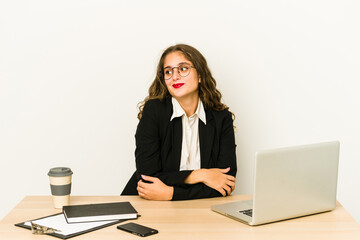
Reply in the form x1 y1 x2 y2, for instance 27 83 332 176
172 83 184 89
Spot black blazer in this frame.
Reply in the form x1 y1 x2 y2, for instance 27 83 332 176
121 97 237 200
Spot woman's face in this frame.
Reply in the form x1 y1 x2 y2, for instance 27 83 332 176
163 51 200 101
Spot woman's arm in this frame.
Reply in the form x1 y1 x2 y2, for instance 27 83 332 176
137 175 222 200
136 168 235 201
137 175 174 200
184 167 236 196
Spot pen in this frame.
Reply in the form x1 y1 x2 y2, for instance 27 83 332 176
30 221 62 234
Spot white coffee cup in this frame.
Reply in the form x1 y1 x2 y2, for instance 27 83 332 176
48 167 73 209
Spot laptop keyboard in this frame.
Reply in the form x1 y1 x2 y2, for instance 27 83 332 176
239 209 253 217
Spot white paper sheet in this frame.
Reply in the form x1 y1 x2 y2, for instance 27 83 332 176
24 213 118 236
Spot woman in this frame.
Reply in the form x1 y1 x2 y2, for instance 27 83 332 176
121 44 237 200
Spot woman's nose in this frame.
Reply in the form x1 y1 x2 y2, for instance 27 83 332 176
172 68 181 81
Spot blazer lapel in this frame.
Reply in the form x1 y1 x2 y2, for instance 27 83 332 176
171 117 182 171
199 111 214 168
165 98 182 171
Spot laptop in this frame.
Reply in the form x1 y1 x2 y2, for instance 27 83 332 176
211 141 340 226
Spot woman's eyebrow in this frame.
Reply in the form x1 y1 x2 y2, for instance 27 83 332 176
164 62 190 69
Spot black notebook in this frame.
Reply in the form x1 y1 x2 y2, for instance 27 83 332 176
63 201 138 223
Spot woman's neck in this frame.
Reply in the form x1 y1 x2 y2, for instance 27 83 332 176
175 95 199 117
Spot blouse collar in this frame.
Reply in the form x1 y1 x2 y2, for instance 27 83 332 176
170 97 207 125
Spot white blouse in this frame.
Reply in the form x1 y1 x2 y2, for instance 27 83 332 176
170 97 207 170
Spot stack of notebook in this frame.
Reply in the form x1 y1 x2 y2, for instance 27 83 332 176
63 201 138 223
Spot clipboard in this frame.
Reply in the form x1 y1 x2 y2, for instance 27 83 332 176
15 213 130 239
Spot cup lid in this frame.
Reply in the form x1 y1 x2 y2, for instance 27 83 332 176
48 167 73 177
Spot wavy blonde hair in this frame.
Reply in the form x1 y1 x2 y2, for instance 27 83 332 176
138 44 233 120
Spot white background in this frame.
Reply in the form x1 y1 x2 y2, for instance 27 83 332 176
1 0 359 223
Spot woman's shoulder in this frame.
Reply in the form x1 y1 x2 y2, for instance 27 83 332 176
206 107 233 121
142 98 172 119
207 108 234 133
144 98 170 110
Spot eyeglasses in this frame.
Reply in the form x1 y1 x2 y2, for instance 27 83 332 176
163 63 195 80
